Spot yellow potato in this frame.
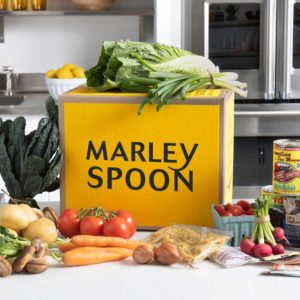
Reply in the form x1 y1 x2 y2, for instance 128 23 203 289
0 204 30 232
19 204 39 223
72 67 85 78
22 218 57 243
56 68 74 79
45 69 57 78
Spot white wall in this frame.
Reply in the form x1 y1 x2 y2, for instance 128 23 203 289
0 15 139 73
0 0 184 73
0 0 152 73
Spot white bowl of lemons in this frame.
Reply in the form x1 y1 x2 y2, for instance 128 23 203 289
45 64 87 100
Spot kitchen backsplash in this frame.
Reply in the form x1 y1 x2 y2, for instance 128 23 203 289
0 0 147 73
0 15 139 73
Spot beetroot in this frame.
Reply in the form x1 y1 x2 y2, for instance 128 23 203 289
240 238 256 255
272 244 285 255
254 243 272 258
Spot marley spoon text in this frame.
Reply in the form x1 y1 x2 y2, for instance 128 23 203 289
86 141 199 192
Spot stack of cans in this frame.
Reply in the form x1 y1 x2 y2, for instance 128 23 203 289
262 139 300 247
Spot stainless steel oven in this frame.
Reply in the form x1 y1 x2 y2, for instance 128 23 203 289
277 0 300 99
182 0 276 100
182 0 300 197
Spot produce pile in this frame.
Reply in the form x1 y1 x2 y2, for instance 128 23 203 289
240 196 288 258
0 98 61 208
85 40 247 113
0 199 235 277
214 200 256 217
45 63 86 79
56 206 137 239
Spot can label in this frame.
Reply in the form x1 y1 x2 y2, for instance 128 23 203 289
273 140 300 195
261 185 284 206
283 199 300 247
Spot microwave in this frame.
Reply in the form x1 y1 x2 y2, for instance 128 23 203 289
182 0 300 101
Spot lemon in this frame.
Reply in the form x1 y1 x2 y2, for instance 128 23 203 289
56 69 74 79
62 63 77 70
72 67 85 78
45 69 57 78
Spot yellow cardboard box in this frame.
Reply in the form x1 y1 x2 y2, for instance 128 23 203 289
59 87 234 227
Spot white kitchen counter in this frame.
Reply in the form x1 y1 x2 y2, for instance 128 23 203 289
0 232 298 300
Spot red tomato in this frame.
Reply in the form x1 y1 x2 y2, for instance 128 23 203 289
246 208 256 215
57 208 80 238
236 200 252 212
80 216 104 236
220 211 233 217
103 216 131 239
116 210 137 237
227 204 243 216
224 203 233 211
214 205 224 214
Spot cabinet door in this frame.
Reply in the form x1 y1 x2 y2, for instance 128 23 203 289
234 136 300 187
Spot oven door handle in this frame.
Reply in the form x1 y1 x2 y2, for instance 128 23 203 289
276 0 294 99
235 111 300 117
263 0 277 100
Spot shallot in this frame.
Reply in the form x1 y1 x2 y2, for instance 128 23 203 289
154 243 180 265
132 244 154 264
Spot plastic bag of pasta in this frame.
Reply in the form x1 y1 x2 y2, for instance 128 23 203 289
145 225 233 266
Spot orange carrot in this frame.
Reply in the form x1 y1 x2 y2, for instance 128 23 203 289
71 235 148 250
63 247 133 266
58 242 77 253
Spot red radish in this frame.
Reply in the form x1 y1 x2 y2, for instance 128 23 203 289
214 205 224 214
220 211 233 217
240 239 256 255
246 208 256 215
227 205 243 216
273 227 288 243
272 244 285 255
237 200 252 211
254 243 273 258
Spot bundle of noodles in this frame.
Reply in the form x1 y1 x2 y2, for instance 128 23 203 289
146 225 231 264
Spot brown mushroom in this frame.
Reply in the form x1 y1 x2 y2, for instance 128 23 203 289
12 245 36 273
31 238 46 258
24 257 48 274
0 256 12 277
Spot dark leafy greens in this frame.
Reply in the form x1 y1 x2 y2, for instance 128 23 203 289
0 97 62 206
86 41 247 114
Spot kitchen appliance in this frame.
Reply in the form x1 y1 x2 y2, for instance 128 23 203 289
183 0 276 100
182 0 300 198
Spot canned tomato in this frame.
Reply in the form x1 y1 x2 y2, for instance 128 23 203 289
273 139 300 195
283 198 300 247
